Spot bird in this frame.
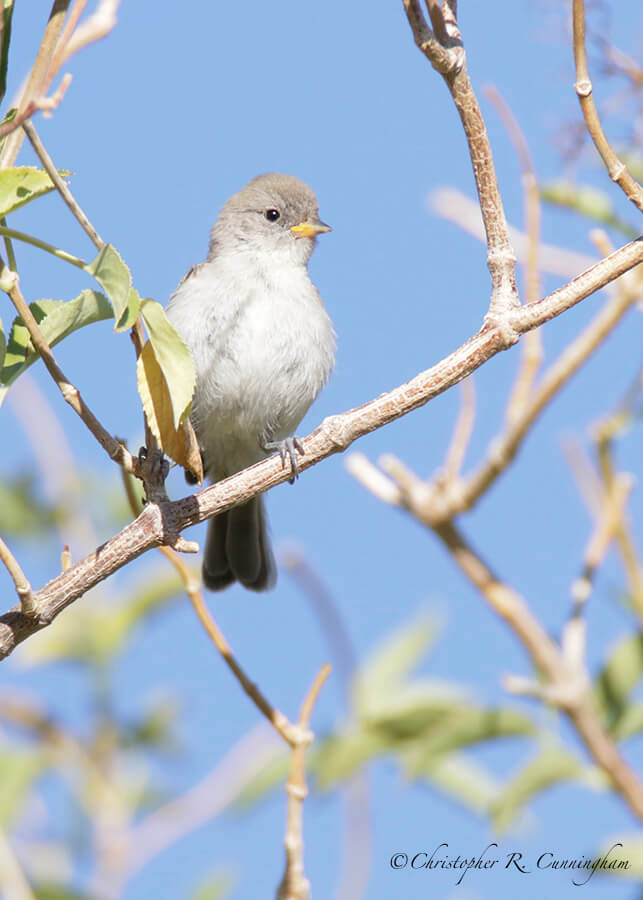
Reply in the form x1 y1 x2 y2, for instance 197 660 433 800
166 173 335 592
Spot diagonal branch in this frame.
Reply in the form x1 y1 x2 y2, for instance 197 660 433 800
0 235 641 659
0 253 136 474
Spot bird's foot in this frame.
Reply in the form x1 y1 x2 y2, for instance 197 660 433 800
262 436 305 484
138 446 170 504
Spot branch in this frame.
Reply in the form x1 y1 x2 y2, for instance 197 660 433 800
0 254 137 474
0 236 641 658
346 458 643 820
277 663 331 900
431 187 597 280
572 0 643 213
403 1 520 322
0 1 70 165
0 538 36 617
453 259 642 513
22 120 105 249
0 1 121 159
174 548 305 747
483 85 543 424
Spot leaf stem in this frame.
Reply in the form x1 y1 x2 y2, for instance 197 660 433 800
0 224 86 268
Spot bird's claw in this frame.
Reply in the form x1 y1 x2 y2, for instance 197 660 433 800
263 436 305 484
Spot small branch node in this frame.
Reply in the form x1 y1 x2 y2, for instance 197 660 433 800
574 78 593 98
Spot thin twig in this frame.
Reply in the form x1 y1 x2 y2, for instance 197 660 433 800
160 545 302 746
282 549 371 900
22 120 105 249
431 187 597 280
0 538 36 616
0 0 70 166
0 252 136 473
484 85 544 425
403 1 520 323
55 0 120 68
570 475 633 612
442 376 475 481
454 261 642 514
277 663 331 900
572 0 643 212
429 520 643 819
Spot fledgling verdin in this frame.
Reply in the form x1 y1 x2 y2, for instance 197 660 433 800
166 173 335 591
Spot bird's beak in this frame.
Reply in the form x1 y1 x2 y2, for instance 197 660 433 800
290 218 332 239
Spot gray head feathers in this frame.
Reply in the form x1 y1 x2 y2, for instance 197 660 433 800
208 173 329 260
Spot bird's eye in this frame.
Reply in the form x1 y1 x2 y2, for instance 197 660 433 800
265 208 281 222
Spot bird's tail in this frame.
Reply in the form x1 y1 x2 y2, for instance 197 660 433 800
202 496 276 592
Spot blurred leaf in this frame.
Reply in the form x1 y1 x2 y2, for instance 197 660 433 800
354 614 443 714
542 180 638 238
140 298 196 428
363 682 467 740
400 706 535 764
0 313 4 369
121 697 181 754
610 703 643 742
84 244 135 331
33 886 96 900
0 166 70 217
0 749 47 825
0 1 14 106
190 871 234 900
593 633 643 734
0 291 113 401
594 836 643 879
618 151 643 183
312 730 391 789
0 471 60 535
136 340 201 480
408 752 499 815
491 747 586 832
17 571 184 668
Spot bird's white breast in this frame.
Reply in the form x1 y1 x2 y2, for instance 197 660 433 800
166 250 335 477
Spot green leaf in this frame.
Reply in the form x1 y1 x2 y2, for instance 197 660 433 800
0 471 61 535
400 706 535 765
0 291 113 401
363 681 468 740
140 297 195 428
593 633 643 734
354 614 443 715
610 703 643 742
491 747 586 832
0 166 71 217
0 1 14 107
0 312 4 370
409 752 499 815
312 730 391 789
542 180 638 238
84 244 134 330
0 749 46 825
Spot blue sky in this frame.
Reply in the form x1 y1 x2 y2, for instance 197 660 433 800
1 2 642 899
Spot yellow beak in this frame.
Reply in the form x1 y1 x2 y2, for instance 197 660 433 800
290 219 332 239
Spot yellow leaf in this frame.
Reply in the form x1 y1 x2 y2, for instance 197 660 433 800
136 342 203 482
